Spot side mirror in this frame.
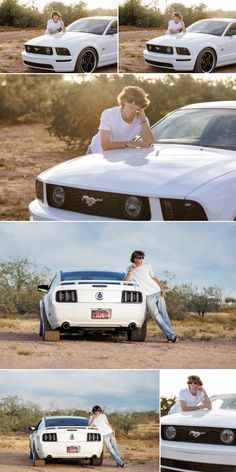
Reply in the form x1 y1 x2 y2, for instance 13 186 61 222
37 284 49 293
29 426 36 432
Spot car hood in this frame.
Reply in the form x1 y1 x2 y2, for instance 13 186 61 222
38 144 236 199
162 409 236 428
25 31 97 46
147 32 217 46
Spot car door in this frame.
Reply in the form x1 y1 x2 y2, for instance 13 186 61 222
223 22 236 64
104 20 118 64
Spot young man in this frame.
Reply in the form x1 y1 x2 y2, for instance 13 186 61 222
124 250 177 342
89 405 125 468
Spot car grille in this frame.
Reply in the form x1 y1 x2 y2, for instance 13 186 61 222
160 199 207 220
46 184 151 220
147 44 173 54
25 45 53 55
161 425 236 445
145 59 174 68
121 291 143 303
24 60 54 69
161 458 236 472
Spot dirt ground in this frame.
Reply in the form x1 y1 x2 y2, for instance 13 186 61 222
0 27 117 74
119 26 236 73
1 319 236 369
0 435 159 472
0 123 78 220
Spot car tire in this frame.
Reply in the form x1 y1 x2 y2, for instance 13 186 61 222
90 451 103 466
194 48 216 73
42 310 60 342
32 445 45 467
75 48 98 73
127 319 147 342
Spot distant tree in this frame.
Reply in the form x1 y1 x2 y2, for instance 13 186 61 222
0 258 51 316
161 396 176 416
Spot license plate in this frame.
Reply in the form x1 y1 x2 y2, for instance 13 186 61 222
67 446 80 453
91 309 111 319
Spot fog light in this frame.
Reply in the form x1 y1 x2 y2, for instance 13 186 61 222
52 186 65 207
220 429 235 444
123 196 143 219
164 426 177 440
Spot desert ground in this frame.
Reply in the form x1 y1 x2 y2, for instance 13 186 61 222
0 123 77 220
0 27 117 73
119 26 236 73
0 433 159 472
1 316 236 369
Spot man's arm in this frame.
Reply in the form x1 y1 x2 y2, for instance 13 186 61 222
124 266 133 282
151 274 165 295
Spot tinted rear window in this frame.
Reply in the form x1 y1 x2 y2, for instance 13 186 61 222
45 417 88 427
61 271 125 281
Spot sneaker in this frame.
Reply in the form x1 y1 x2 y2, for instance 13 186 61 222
171 336 177 343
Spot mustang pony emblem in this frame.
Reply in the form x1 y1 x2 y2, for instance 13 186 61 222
189 431 206 438
69 434 75 440
81 195 103 207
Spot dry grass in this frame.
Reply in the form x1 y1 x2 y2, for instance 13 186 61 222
147 310 236 340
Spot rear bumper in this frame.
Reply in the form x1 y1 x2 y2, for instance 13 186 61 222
37 441 103 459
47 303 146 330
143 49 195 71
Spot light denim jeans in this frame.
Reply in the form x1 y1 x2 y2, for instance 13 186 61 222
103 433 124 466
147 291 176 340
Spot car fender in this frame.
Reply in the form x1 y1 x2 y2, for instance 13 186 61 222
186 169 236 220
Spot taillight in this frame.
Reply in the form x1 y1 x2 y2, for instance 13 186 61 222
87 433 101 441
42 433 57 441
55 290 77 302
121 291 143 303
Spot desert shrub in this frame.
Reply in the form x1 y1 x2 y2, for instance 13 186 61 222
0 0 42 27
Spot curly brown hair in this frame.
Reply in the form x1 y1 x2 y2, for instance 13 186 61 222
117 86 150 109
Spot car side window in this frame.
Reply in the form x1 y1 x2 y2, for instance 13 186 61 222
225 22 236 36
106 21 117 35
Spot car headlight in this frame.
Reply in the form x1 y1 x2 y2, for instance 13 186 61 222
163 426 177 440
45 47 53 55
51 186 65 207
123 196 143 219
36 179 43 201
176 47 190 55
220 429 235 445
56 47 71 56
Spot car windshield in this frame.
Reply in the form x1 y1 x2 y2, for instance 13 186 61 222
187 20 229 36
210 394 236 410
152 108 236 151
45 417 88 427
66 18 110 35
61 271 125 281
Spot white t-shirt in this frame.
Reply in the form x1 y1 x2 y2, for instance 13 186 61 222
127 263 160 296
168 19 185 33
89 413 112 436
90 106 142 153
46 19 62 33
169 388 205 414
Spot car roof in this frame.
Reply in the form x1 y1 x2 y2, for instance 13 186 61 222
76 16 116 20
181 101 236 110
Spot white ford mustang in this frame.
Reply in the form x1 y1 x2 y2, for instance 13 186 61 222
29 101 236 222
38 269 147 342
29 416 103 467
144 18 236 72
22 16 117 73
161 394 236 471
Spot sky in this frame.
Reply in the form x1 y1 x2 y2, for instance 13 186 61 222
0 221 235 296
22 0 117 12
0 369 158 411
160 370 236 399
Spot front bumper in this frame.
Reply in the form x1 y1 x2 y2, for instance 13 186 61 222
22 51 76 72
143 48 195 71
161 441 236 470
